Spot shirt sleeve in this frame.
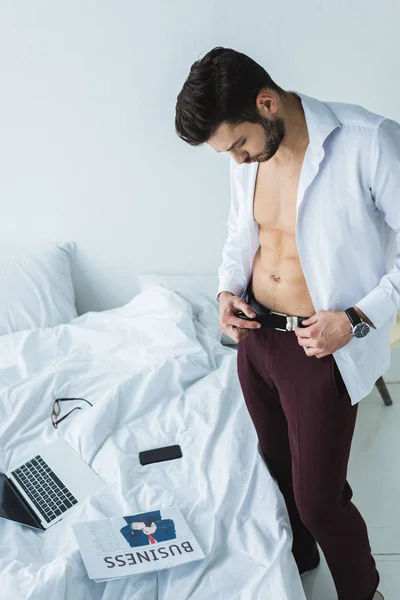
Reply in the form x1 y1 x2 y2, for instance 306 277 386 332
216 158 247 301
355 118 400 330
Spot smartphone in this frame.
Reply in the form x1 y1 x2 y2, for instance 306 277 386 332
139 445 182 466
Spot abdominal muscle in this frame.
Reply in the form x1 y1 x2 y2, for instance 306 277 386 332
251 233 316 318
250 140 316 319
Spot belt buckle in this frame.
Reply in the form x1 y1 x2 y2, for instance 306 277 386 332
270 310 298 332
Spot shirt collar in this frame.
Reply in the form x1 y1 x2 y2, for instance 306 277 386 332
290 90 341 159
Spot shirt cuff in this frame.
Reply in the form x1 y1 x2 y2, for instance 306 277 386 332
355 285 398 330
216 278 246 302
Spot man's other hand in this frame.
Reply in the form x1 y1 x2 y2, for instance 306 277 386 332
218 291 262 343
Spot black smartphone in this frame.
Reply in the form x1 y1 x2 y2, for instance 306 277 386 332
139 445 182 466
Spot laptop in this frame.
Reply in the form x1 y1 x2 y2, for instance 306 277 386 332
0 438 106 530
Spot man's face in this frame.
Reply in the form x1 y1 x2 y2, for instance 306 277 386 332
208 114 285 165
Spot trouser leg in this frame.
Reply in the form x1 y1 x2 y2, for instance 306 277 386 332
270 327 380 600
237 329 319 574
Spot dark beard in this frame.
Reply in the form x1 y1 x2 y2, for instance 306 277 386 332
255 115 286 162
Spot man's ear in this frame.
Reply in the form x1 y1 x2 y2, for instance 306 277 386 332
256 90 278 116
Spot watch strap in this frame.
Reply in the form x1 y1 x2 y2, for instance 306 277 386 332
345 307 362 327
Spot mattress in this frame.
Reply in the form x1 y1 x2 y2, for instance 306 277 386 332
0 285 306 600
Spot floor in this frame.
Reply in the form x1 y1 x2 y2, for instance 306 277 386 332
301 382 400 600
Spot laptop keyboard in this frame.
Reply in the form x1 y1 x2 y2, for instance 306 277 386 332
11 455 78 523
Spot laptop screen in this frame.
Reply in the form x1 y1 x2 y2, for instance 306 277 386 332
0 473 43 530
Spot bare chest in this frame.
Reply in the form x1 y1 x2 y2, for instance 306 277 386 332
253 158 303 232
250 153 316 315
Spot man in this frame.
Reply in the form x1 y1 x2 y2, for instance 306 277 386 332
175 47 399 600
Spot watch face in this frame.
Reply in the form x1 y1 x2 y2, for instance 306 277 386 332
353 322 370 338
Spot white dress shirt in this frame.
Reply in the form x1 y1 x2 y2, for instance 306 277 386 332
217 91 399 406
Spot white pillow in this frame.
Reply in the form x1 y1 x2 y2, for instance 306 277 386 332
137 274 237 345
0 242 77 335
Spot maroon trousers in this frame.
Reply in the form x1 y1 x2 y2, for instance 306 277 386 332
237 324 380 600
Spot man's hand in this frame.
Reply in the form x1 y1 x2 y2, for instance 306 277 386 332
218 291 262 343
294 310 354 358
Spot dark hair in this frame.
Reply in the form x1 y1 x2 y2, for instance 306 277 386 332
175 47 285 146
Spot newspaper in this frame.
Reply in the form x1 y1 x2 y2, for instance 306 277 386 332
72 505 205 582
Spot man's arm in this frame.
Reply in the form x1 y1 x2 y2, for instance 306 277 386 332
216 158 246 300
354 118 400 330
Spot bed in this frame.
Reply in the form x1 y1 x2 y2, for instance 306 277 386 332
0 249 307 600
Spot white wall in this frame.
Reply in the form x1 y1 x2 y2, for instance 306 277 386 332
0 0 399 379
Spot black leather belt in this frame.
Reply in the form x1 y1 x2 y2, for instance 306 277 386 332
242 286 309 331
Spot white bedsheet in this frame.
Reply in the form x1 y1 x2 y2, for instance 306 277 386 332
0 286 306 600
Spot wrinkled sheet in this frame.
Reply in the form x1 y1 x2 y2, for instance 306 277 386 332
0 286 306 600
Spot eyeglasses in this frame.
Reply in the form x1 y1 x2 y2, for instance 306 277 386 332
51 397 93 429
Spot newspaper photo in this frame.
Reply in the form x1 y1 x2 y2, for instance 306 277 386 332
72 505 205 581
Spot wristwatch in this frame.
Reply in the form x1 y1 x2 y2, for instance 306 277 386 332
344 307 370 338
